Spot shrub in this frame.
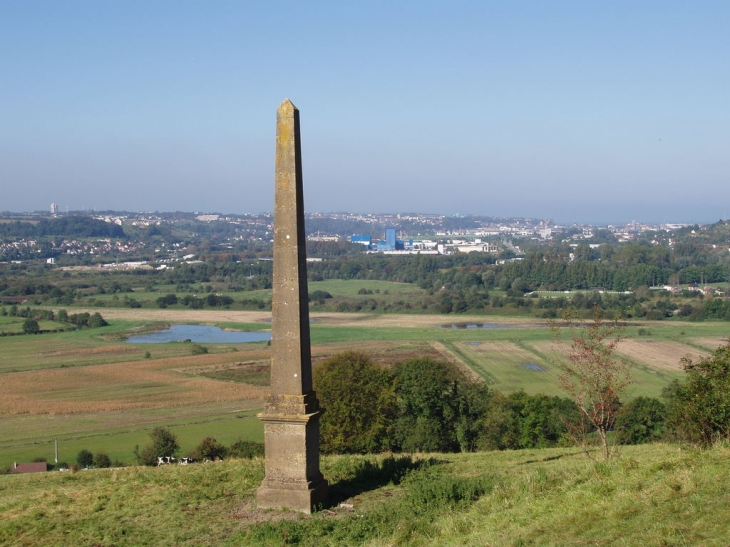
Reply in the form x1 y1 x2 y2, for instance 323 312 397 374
228 440 265 459
94 452 112 468
190 344 208 355
76 449 94 468
22 318 40 334
664 343 730 446
191 436 227 461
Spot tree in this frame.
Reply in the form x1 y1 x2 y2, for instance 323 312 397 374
87 312 108 328
313 351 398 454
76 449 94 468
615 396 666 445
94 452 112 468
192 436 227 461
551 307 631 459
392 358 465 453
22 318 40 334
664 343 730 446
136 427 180 466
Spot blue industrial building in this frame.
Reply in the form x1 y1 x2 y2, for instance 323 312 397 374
351 228 408 251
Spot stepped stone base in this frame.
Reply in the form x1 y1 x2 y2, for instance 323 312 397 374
256 394 328 513
256 478 329 514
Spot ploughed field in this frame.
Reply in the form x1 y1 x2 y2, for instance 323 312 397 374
1 309 726 468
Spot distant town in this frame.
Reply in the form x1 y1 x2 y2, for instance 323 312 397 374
0 204 712 265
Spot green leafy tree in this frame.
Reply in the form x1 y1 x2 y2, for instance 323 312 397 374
94 452 112 468
137 427 180 466
615 396 666 445
87 312 108 328
314 351 398 454
507 391 577 449
551 307 631 460
664 343 730 446
22 318 40 334
76 449 94 468
393 358 464 453
192 436 227 461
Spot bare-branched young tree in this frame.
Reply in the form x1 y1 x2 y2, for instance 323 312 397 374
551 306 632 460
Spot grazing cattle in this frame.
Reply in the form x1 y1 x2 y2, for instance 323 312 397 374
157 456 176 467
179 457 195 465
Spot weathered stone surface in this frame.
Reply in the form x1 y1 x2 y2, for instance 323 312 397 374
256 99 328 514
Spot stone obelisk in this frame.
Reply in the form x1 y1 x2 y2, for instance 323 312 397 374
256 99 328 513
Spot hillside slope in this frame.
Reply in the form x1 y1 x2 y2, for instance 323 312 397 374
1 444 728 546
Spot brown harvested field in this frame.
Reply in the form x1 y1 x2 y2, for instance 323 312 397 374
74 308 544 329
692 337 730 352
529 339 707 372
615 339 709 371
0 339 450 416
0 351 269 415
312 340 447 368
36 345 138 357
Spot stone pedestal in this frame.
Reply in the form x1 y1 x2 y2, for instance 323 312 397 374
257 395 328 512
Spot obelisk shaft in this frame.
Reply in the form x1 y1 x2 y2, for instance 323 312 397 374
257 99 327 514
271 99 312 395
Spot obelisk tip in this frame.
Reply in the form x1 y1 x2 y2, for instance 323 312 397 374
278 98 298 114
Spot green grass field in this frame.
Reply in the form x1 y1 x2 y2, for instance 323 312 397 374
0 402 263 468
2 443 728 546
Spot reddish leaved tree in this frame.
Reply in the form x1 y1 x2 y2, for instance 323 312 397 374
551 307 632 460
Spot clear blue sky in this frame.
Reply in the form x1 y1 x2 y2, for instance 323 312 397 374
1 1 728 224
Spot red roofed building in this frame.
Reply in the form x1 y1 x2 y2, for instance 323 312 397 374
11 462 48 474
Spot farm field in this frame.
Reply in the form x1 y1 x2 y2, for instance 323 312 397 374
1 306 728 468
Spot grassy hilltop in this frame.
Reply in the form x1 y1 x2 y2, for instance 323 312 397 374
2 444 729 546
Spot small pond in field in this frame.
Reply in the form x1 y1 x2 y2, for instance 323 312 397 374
439 323 516 329
126 324 271 344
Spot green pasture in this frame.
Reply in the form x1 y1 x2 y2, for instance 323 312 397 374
0 317 69 334
0 403 263 469
0 321 189 373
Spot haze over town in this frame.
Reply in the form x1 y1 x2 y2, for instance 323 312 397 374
2 2 728 224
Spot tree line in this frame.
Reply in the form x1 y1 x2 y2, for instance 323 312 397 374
312 345 730 456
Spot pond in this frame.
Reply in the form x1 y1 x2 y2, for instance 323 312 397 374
126 324 271 344
440 323 516 330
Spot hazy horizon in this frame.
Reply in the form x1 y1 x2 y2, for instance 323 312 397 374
2 2 727 226
1 206 722 228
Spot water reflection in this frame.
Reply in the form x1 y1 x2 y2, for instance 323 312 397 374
126 324 271 344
